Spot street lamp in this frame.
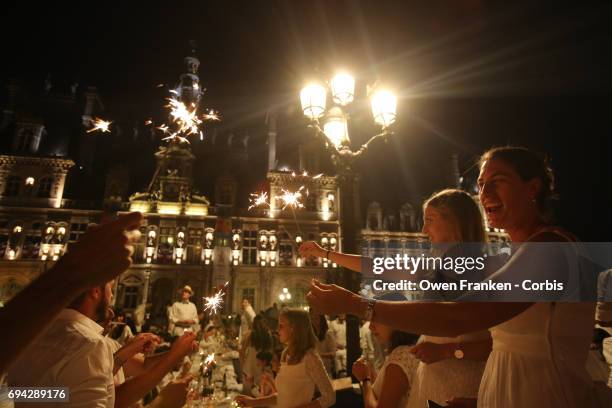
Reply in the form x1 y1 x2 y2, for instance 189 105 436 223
299 71 398 377
300 72 397 161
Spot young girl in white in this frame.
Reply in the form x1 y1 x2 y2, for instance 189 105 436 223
352 293 420 408
236 308 335 408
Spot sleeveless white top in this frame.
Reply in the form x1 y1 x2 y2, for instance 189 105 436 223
373 345 419 407
407 331 489 408
479 228 596 407
274 349 335 408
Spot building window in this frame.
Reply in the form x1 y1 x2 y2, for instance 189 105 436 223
242 230 258 265
123 286 139 309
187 228 203 264
22 235 41 259
37 177 53 198
279 243 293 266
306 194 317 211
219 184 233 205
370 239 385 258
4 176 21 196
68 223 88 242
387 240 402 257
242 288 255 308
15 129 33 151
157 227 175 264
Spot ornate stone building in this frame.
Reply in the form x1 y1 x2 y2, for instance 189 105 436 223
0 50 343 319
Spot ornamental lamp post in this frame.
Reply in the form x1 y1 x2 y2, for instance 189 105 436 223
299 72 397 378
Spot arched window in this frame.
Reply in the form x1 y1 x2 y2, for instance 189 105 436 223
4 176 21 196
37 177 53 198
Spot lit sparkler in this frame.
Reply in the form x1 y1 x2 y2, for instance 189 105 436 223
203 281 229 315
167 98 202 136
248 191 269 211
156 124 170 134
202 109 220 121
87 118 112 133
279 186 306 210
200 352 216 374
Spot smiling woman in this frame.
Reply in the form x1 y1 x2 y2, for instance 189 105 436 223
305 146 597 408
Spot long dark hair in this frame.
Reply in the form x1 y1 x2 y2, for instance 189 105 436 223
312 314 329 342
389 331 420 352
281 308 317 365
480 146 556 217
250 314 272 351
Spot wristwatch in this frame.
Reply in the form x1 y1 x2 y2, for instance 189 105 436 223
453 344 465 360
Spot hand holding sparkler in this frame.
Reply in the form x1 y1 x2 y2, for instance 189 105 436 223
170 331 198 359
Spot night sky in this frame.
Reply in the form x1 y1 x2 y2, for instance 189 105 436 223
1 1 610 240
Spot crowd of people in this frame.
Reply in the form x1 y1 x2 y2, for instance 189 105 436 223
0 146 611 408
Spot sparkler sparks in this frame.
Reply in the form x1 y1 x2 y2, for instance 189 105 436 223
167 98 202 137
156 124 170 134
203 281 229 315
202 109 221 121
248 191 269 211
279 186 306 210
87 118 112 133
199 352 216 374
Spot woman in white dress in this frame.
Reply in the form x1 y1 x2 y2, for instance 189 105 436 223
236 308 335 408
306 147 596 408
352 293 420 408
407 190 493 407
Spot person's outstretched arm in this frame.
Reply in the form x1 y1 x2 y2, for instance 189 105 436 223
0 212 143 375
300 241 367 272
307 280 532 337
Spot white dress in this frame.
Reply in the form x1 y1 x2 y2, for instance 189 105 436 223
477 229 597 407
478 302 596 408
372 345 419 408
274 349 335 408
407 332 489 408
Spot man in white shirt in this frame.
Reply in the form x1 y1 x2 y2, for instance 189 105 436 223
9 280 116 407
329 314 347 376
239 299 256 345
168 286 199 337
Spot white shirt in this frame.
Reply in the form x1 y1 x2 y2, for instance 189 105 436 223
8 308 115 407
329 319 346 348
168 300 198 336
373 345 419 408
275 350 335 408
